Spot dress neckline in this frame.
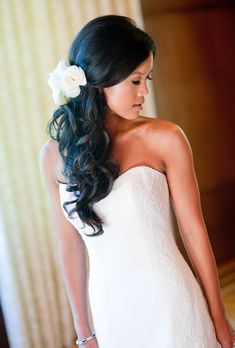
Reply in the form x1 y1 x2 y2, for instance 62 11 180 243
58 165 166 187
114 165 166 184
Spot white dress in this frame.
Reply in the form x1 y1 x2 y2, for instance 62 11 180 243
59 165 220 348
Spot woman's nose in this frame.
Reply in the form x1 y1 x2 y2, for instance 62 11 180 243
137 81 149 96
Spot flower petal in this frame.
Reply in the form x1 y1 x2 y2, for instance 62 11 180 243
47 60 86 104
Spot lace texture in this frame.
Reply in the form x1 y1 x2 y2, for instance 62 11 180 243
59 166 220 348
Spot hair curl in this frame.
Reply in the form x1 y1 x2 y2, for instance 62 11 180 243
47 15 156 236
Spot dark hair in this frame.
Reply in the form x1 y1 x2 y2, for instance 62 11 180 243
47 15 156 236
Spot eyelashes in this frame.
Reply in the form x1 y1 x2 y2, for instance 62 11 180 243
132 76 153 85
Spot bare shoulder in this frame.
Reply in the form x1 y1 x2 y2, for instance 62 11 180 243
40 137 61 158
140 116 192 170
140 115 183 136
39 141 84 242
39 139 60 167
39 139 64 186
142 116 190 147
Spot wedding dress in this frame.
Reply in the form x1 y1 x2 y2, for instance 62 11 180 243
59 165 220 348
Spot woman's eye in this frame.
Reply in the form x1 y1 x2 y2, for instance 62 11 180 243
132 76 153 85
132 80 140 85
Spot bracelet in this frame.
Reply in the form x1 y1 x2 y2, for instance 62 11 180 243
75 330 96 345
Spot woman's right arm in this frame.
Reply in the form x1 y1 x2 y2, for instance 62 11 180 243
39 141 99 347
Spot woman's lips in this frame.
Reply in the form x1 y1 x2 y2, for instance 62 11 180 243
133 103 143 110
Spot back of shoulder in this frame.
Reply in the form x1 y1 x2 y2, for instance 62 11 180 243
39 139 61 187
39 139 59 162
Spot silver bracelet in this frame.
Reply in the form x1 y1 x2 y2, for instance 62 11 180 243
75 330 96 345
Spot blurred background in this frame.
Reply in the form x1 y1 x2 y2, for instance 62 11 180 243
0 1 234 347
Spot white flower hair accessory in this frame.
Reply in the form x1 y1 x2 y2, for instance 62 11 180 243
47 59 87 105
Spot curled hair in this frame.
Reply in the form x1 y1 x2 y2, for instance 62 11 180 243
47 15 156 236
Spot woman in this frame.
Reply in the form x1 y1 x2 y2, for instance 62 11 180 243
40 15 235 347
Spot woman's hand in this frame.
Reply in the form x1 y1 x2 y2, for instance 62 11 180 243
213 315 235 348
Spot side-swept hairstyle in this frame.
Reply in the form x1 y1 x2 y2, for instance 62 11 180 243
48 15 156 236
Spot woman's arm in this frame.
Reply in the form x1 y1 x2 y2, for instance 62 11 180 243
162 125 225 320
152 122 234 347
39 141 94 340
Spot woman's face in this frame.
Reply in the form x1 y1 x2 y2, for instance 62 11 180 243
103 53 153 120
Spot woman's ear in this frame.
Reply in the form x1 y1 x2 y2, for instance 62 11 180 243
98 88 103 94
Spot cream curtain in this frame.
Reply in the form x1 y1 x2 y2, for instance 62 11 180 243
0 1 156 348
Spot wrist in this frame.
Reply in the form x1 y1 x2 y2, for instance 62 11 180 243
74 320 93 337
75 329 96 346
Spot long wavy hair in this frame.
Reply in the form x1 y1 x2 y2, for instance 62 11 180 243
47 15 156 236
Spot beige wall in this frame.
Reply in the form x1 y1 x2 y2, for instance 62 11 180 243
142 0 235 264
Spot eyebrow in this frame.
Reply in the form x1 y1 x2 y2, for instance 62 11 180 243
131 69 153 76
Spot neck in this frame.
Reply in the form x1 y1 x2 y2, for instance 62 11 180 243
104 112 139 137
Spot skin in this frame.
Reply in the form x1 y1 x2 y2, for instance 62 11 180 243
40 53 234 348
103 54 153 123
